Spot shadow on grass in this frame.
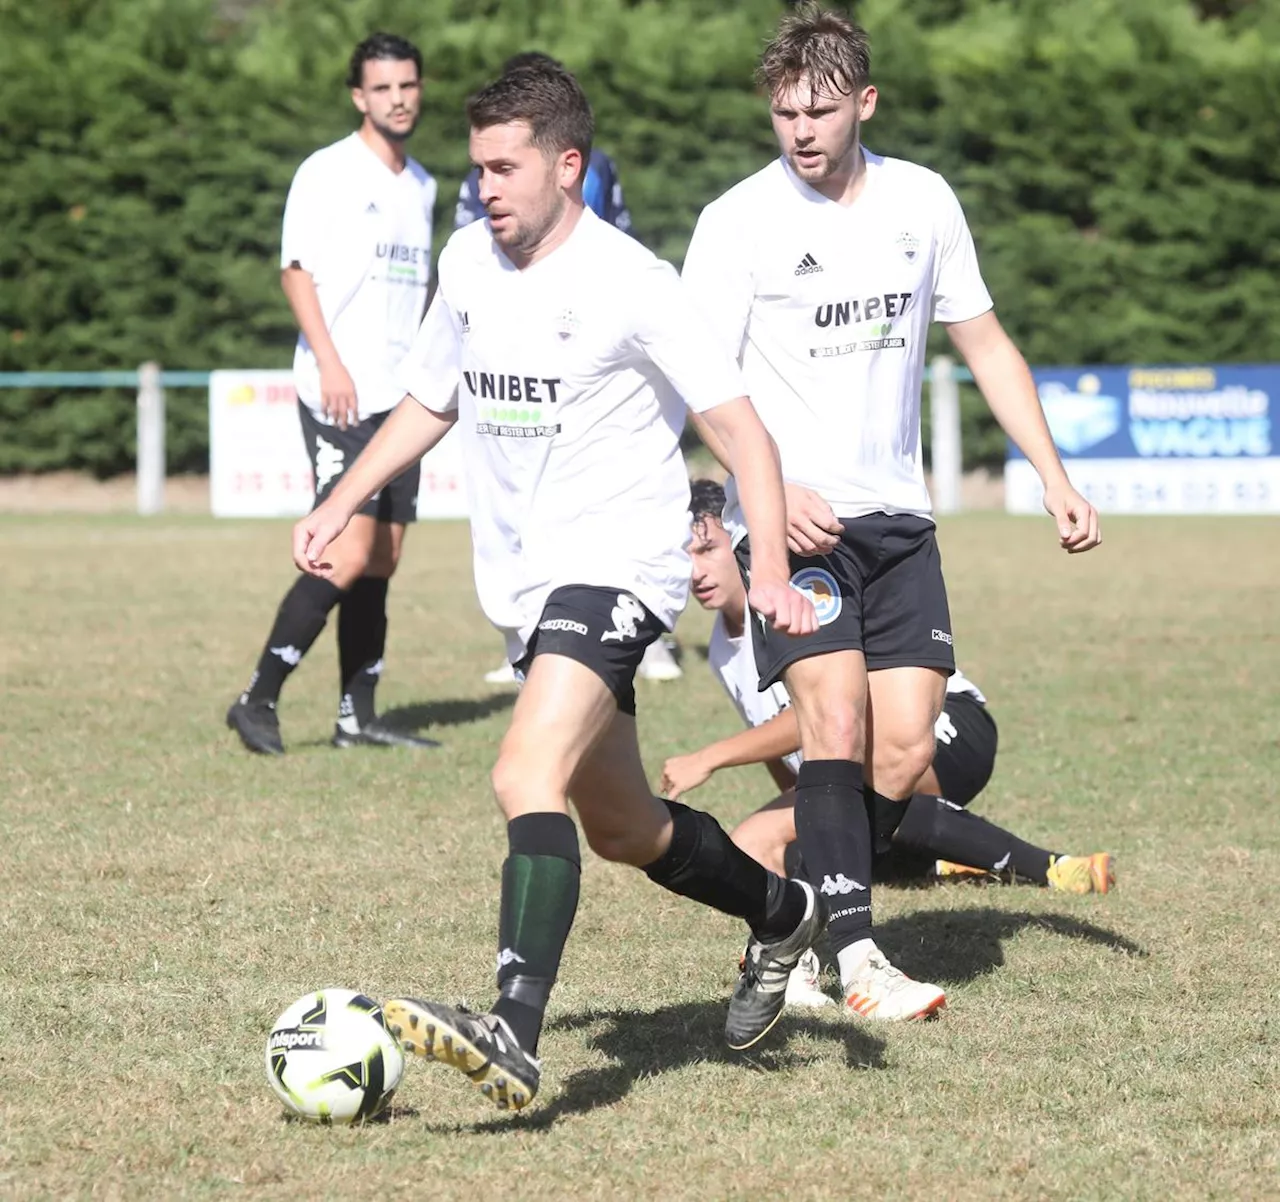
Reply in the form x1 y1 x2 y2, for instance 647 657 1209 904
876 907 1147 987
379 694 516 730
456 998 885 1133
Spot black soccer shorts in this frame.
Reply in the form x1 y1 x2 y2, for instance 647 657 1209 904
736 512 955 689
514 585 665 716
931 692 998 806
298 402 420 524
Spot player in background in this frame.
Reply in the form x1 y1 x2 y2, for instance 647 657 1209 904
681 4 1101 1022
226 33 439 755
291 62 825 1111
461 52 683 687
659 482 1115 965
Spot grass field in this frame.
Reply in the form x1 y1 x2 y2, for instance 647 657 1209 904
2 512 1278 1200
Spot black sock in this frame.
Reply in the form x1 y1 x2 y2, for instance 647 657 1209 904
643 799 807 943
894 794 1057 884
865 787 910 856
243 575 344 705
338 576 389 725
489 812 581 1055
793 760 872 953
783 841 811 884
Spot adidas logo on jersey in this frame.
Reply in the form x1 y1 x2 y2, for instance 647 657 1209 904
794 253 823 276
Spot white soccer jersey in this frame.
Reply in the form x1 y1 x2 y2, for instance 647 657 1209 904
281 133 437 419
682 151 993 527
708 610 984 774
707 613 803 776
399 210 746 662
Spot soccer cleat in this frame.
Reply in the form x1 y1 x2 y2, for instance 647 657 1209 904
934 859 1003 883
637 637 683 682
483 660 519 685
331 718 440 749
1046 852 1115 894
784 948 834 1009
225 699 284 755
383 999 540 1112
726 880 827 1050
844 949 946 1021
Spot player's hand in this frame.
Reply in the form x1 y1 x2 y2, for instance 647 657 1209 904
292 501 352 577
319 362 359 431
749 578 819 637
1043 481 1102 553
784 482 842 556
659 752 714 800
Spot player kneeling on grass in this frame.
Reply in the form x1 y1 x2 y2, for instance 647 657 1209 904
292 62 826 1113
659 481 1116 1009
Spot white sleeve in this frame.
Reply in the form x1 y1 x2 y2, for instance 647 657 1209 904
399 268 462 414
628 260 747 414
279 159 327 273
680 202 755 364
932 180 994 324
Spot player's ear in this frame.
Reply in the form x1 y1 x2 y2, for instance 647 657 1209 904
858 85 878 122
351 86 369 115
560 147 583 191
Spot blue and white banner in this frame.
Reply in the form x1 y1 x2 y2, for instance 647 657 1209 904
1006 365 1280 514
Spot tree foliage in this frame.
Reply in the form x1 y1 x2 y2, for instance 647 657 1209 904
0 0 1277 474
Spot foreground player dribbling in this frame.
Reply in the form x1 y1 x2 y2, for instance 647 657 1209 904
291 61 824 1112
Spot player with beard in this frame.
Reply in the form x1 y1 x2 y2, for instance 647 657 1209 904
227 33 440 755
291 62 827 1110
681 4 1101 1023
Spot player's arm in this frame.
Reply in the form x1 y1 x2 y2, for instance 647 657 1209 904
945 313 1098 552
279 266 359 432
931 177 1099 553
659 708 802 799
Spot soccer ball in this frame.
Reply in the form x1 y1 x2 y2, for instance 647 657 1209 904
264 988 405 1124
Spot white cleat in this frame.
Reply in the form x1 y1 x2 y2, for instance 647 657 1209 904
844 950 946 1021
784 948 833 1009
637 637 683 681
483 660 519 685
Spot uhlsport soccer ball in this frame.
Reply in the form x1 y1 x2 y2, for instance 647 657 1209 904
265 988 405 1124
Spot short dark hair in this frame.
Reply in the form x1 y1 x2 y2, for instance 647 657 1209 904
689 478 727 529
346 32 423 90
466 62 594 170
502 51 564 75
758 3 871 99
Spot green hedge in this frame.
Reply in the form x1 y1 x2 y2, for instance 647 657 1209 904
1 0 1277 474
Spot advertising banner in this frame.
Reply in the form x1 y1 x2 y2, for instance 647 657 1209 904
209 370 467 519
1005 365 1280 514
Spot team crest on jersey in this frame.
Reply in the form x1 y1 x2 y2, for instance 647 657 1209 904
790 566 842 626
895 231 920 262
555 308 580 340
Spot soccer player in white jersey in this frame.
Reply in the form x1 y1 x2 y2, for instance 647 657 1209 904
681 4 1102 1022
226 33 439 756
290 61 826 1111
660 483 1116 940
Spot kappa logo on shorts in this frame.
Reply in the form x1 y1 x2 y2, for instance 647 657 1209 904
539 618 588 636
315 436 345 491
932 628 953 645
789 566 842 626
601 593 647 643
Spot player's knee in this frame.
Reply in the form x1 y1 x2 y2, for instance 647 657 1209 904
582 824 648 865
874 733 936 798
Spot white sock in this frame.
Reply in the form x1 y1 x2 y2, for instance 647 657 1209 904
837 938 878 991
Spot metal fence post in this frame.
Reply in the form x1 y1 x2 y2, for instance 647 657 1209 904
929 355 962 514
137 361 165 515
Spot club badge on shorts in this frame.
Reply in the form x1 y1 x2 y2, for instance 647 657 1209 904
789 566 842 626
